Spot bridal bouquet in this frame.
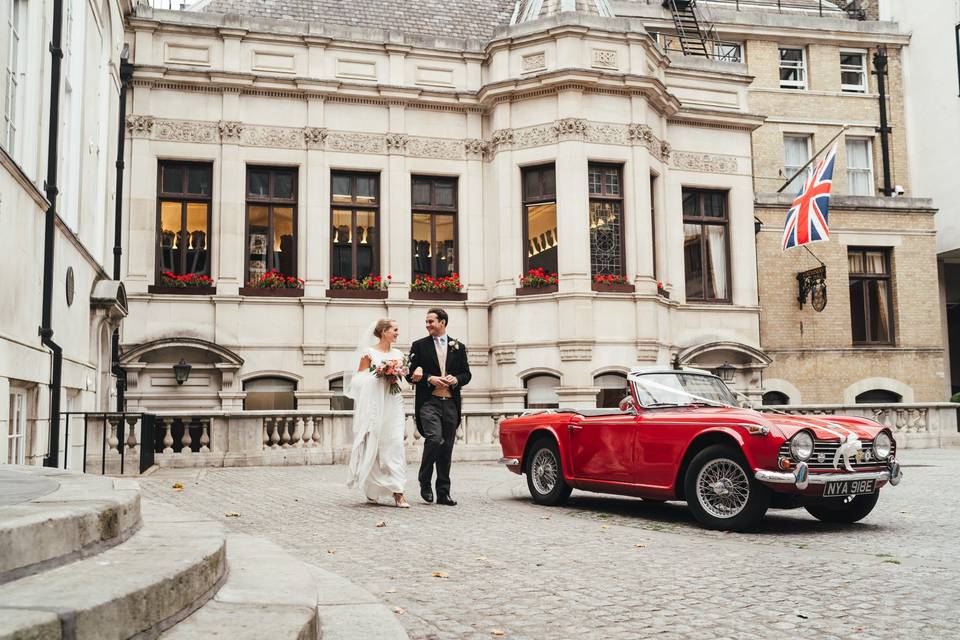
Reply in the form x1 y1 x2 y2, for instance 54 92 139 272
370 356 410 394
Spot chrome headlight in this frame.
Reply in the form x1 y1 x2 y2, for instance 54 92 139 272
789 431 815 462
873 431 893 460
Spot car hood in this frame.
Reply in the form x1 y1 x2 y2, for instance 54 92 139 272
648 406 885 441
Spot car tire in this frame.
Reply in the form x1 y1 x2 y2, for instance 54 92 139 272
804 491 880 524
684 444 770 531
526 437 572 506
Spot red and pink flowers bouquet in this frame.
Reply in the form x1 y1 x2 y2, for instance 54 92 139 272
370 355 410 394
161 271 214 288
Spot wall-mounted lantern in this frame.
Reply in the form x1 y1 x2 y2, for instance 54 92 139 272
173 359 192 385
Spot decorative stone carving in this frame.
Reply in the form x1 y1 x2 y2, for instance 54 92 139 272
304 127 328 147
659 140 672 161
489 129 515 152
493 349 516 365
464 138 488 158
559 344 593 362
670 151 740 174
153 119 219 144
513 125 555 149
591 48 618 70
302 349 326 366
521 52 546 72
584 123 629 145
218 121 244 143
125 115 154 137
406 137 463 160
467 350 490 367
241 125 303 149
627 123 655 145
636 343 660 363
326 132 386 154
552 118 587 139
385 133 409 153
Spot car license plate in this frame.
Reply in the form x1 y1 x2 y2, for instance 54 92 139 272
823 479 876 497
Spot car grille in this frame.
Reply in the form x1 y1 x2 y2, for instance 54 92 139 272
778 439 892 471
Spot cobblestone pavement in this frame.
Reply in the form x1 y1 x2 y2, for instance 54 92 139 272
139 449 960 640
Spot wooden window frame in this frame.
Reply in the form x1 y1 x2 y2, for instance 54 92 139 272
588 162 627 279
155 160 214 283
244 165 299 285
779 46 807 90
840 49 868 93
848 247 896 346
845 137 875 197
411 175 459 280
682 188 731 304
330 170 381 280
521 163 557 275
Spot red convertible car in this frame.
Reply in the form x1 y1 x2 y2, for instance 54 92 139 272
499 368 902 531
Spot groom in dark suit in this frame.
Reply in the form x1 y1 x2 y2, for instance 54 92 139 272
408 308 471 505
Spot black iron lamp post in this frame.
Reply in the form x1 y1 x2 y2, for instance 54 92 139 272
173 359 192 385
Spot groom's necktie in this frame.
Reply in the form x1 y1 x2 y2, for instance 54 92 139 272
433 337 451 398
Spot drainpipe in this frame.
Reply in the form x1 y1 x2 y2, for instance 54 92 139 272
111 47 133 411
40 0 66 467
872 46 894 197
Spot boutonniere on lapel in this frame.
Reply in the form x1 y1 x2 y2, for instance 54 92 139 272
448 339 460 351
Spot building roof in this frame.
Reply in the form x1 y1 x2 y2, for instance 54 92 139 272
511 0 614 24
196 0 519 41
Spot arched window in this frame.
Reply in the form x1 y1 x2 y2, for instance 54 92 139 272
762 391 790 406
330 377 353 411
855 389 902 404
243 377 296 410
525 375 560 409
595 373 628 408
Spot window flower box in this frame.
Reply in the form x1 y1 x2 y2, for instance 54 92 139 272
150 272 216 295
516 284 559 296
410 273 464 298
326 289 388 300
657 281 671 299
327 275 390 299
242 270 304 297
592 274 635 293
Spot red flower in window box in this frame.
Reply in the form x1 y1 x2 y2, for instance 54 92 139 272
592 274 631 286
160 271 215 288
411 273 463 293
519 268 559 288
330 275 390 291
246 270 304 289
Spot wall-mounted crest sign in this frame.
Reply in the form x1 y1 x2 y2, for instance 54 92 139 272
797 265 827 312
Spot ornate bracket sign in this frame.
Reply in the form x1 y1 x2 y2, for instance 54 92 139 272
797 265 827 312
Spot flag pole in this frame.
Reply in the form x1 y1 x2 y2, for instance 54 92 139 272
776 125 850 193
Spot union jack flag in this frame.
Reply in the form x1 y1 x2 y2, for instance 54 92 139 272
781 144 837 251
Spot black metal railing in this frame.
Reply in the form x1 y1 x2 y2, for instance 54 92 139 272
59 412 156 475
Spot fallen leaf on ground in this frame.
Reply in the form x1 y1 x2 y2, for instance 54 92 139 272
476 556 489 561
326 549 336 554
491 630 506 636
540 515 550 519
375 521 386 528
393 607 405 615
600 524 610 529
634 544 645 548
171 482 183 490
224 512 241 518
385 588 396 593
797 613 808 619
431 571 449 578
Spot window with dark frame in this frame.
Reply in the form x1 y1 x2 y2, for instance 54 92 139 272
157 161 213 280
650 173 659 281
682 188 730 302
525 374 560 409
412 176 458 280
331 171 380 280
245 166 298 284
243 377 296 411
848 248 895 345
588 163 625 279
522 164 557 275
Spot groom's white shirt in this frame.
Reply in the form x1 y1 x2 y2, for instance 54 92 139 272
433 334 448 349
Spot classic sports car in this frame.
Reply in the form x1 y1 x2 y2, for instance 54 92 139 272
499 368 902 531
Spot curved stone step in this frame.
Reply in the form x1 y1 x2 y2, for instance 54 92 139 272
308 565 409 640
0 509 226 640
160 533 319 640
0 467 141 583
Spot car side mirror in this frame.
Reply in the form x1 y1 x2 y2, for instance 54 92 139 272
619 396 640 415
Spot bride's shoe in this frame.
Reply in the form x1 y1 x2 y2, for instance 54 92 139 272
393 493 410 508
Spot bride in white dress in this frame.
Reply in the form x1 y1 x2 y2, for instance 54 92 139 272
345 319 410 508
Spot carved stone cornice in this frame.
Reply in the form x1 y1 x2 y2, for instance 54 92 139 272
154 119 219 144
303 127 328 148
385 133 408 153
406 137 463 160
326 132 386 154
463 138 488 158
489 129 515 152
218 121 244 143
670 151 740 174
552 117 586 140
241 125 303 149
126 115 154 137
493 348 516 365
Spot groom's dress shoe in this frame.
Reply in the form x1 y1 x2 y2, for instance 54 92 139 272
437 495 458 506
420 487 434 503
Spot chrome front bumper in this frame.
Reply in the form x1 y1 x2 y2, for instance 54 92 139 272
755 459 902 490
498 457 520 467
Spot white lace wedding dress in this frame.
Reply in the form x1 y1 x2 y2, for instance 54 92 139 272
345 347 407 501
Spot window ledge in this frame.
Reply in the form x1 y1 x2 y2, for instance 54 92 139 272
516 285 558 296
148 285 217 295
409 291 467 301
591 283 635 294
239 287 303 297
326 289 388 299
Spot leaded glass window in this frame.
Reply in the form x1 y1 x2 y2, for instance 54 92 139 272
588 163 625 279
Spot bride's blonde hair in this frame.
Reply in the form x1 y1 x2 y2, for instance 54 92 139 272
373 318 396 338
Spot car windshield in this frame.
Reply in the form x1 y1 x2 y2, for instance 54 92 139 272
630 372 736 408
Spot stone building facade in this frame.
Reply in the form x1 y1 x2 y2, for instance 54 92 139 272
1 0 129 465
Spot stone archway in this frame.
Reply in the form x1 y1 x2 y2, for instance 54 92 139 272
120 338 244 411
676 341 772 402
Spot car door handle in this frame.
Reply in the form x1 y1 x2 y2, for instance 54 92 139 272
568 425 582 432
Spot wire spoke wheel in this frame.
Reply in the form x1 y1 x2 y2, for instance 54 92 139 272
530 448 559 496
695 458 750 519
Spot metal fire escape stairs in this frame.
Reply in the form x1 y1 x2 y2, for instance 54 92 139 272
661 0 711 58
